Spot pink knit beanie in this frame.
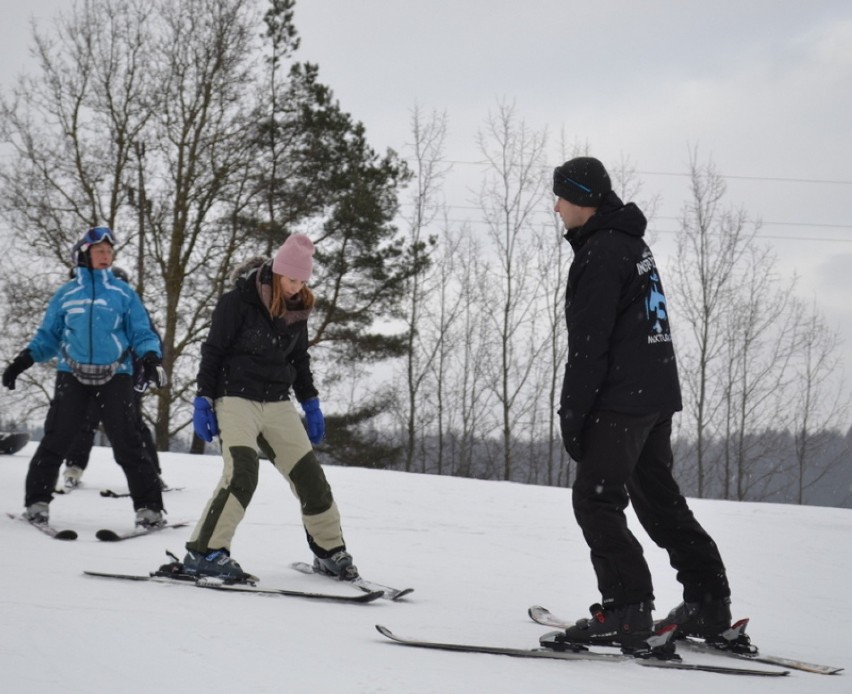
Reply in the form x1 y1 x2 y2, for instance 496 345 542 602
272 234 314 281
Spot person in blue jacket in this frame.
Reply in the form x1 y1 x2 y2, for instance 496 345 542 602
2 226 167 528
60 266 167 493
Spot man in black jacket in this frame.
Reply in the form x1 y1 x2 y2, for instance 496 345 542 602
547 157 738 655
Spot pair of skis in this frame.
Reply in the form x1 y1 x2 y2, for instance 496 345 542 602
526 604 842 675
55 485 184 497
84 570 387 604
84 553 414 605
6 512 190 542
374 605 841 677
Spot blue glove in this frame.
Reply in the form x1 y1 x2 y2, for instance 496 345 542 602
301 398 325 444
193 396 219 442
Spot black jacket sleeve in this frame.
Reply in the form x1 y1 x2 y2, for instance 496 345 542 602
559 238 629 439
196 290 242 398
288 323 318 403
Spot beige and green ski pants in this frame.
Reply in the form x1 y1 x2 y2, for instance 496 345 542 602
186 397 344 556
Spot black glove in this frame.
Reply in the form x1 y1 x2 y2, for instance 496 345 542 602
140 352 167 389
558 410 584 462
2 349 34 390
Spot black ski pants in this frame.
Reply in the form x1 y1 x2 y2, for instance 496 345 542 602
572 410 730 607
25 371 163 511
65 392 161 474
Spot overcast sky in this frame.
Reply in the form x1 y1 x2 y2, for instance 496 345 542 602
3 0 852 375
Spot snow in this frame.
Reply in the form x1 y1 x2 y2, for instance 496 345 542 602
2 442 849 693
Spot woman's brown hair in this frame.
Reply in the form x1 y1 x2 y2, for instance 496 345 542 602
269 273 315 317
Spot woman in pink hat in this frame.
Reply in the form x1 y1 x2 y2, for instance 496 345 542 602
183 233 359 583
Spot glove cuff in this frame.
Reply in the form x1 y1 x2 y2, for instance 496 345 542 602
142 351 162 365
301 398 320 412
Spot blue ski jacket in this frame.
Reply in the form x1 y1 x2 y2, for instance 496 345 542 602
26 267 161 376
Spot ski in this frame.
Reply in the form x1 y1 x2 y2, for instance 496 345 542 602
291 560 414 601
6 511 77 540
99 487 185 498
375 625 788 676
676 636 843 675
95 519 192 542
528 605 841 675
83 570 384 603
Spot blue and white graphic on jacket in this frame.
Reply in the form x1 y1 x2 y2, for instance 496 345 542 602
636 248 672 344
26 267 161 374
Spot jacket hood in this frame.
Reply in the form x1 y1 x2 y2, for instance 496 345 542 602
565 191 647 248
230 256 268 284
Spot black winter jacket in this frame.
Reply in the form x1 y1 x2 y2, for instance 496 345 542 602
196 261 319 404
559 191 682 445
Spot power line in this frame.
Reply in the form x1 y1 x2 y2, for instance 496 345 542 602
420 217 852 244
427 158 852 187
397 201 852 233
638 170 852 186
647 228 852 244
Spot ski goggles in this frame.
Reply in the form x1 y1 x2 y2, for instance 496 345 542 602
80 226 116 247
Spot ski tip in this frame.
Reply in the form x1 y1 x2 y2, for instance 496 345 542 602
95 529 122 542
376 625 393 638
55 529 78 540
389 588 415 601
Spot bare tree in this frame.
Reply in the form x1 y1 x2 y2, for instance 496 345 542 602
0 0 265 447
526 207 570 485
718 242 801 500
475 100 549 481
397 104 448 472
446 231 496 478
669 148 850 503
789 304 851 503
144 0 262 447
0 0 160 422
670 148 753 495
419 220 470 475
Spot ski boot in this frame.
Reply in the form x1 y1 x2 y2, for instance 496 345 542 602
63 465 84 490
23 501 50 525
313 548 360 581
181 548 254 584
539 601 677 659
135 508 166 529
657 597 732 640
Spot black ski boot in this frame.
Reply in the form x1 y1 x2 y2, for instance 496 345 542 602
539 602 674 657
656 596 732 641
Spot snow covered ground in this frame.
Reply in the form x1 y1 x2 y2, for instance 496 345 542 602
1 442 848 693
